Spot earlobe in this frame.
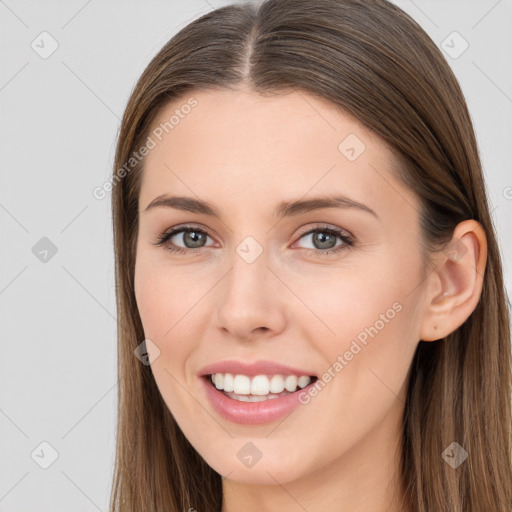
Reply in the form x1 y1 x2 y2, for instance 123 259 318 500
419 220 487 342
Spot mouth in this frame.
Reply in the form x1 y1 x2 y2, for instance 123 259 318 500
203 373 318 402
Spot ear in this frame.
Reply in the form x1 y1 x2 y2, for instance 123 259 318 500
419 220 487 342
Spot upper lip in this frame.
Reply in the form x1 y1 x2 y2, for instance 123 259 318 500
198 359 317 378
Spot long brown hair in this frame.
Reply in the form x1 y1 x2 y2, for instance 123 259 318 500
109 1 512 510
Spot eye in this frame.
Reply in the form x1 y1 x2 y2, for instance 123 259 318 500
153 224 355 256
152 225 215 254
293 225 355 255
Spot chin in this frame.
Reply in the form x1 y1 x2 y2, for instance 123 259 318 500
201 446 312 486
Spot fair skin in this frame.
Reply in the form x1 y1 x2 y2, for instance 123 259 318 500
134 88 487 512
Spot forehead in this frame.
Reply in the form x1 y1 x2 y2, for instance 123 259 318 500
139 88 410 222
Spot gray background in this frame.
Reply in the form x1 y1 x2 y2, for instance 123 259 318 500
1 0 511 510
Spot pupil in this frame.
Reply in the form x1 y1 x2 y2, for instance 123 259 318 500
185 231 205 248
314 231 336 249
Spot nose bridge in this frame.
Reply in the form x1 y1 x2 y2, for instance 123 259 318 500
214 235 285 337
223 236 271 304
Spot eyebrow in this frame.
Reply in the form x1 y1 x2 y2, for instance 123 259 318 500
144 194 378 220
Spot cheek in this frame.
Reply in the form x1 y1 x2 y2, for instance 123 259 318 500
135 255 201 340
134 259 209 383
134 266 168 341
134 263 202 422
298 251 421 397
308 281 415 390
292 254 418 345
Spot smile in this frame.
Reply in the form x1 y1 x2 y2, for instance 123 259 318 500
201 373 318 424
210 373 314 401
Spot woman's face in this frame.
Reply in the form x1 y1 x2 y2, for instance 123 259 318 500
134 88 429 486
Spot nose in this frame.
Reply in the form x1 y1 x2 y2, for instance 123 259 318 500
214 247 287 341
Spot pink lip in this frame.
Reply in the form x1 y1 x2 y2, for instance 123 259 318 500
200 375 317 425
198 359 317 378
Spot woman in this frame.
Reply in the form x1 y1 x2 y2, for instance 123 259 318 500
109 0 512 510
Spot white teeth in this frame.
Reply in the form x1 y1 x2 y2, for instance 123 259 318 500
270 375 285 394
251 375 270 396
298 375 311 388
214 373 223 390
284 375 298 392
224 391 287 402
209 373 313 395
223 373 234 392
233 375 251 395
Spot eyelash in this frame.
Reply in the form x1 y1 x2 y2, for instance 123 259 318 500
152 224 355 256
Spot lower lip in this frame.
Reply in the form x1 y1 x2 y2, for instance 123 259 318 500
200 376 315 425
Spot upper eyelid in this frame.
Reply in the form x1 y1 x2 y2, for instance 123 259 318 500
296 224 351 237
